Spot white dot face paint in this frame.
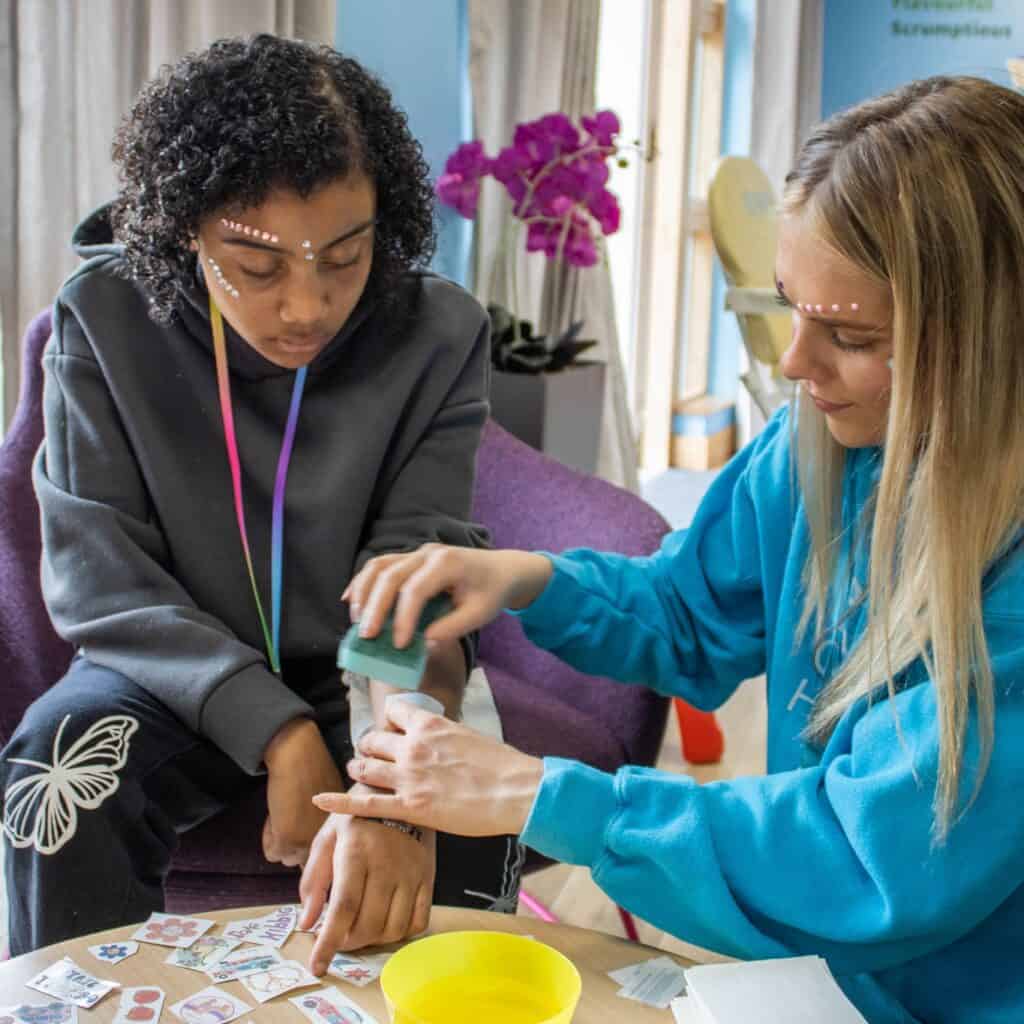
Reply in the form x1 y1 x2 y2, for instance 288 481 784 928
206 256 240 299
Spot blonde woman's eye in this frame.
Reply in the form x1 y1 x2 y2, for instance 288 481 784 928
831 331 871 352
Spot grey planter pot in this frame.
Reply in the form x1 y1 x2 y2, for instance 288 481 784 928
489 361 606 475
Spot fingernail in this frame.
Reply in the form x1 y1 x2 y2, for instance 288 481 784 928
313 960 326 975
351 603 361 622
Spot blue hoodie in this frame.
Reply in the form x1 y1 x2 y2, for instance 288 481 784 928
517 407 1024 1024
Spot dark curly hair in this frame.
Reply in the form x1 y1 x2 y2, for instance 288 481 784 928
111 34 436 323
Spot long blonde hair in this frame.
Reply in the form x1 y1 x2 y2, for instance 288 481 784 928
785 77 1024 839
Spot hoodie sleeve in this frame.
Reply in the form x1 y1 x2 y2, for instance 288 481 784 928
521 612 1024 975
354 305 492 669
512 408 794 710
32 304 313 774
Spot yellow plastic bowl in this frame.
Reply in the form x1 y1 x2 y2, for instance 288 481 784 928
380 930 582 1024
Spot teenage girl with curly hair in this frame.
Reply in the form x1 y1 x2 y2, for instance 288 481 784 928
0 34 516 970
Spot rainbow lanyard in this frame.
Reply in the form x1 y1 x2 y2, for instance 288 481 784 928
209 296 307 674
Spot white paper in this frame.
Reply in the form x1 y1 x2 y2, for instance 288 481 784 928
220 918 265 943
165 934 241 973
612 955 688 1009
169 986 250 1024
0 1003 78 1024
683 956 868 1023
131 912 215 949
289 986 381 1024
326 951 391 987
204 945 285 984
236 960 319 1004
112 987 166 1024
87 940 139 966
25 957 120 1009
243 905 297 948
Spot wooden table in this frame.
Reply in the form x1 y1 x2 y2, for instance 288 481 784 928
0 905 694 1020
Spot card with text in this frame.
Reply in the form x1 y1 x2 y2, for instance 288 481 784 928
26 958 119 1009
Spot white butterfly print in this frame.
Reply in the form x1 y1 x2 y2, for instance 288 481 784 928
3 714 139 855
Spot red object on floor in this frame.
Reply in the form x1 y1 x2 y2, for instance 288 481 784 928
617 905 640 942
674 699 724 764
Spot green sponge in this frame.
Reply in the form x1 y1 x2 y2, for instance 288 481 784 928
337 595 453 690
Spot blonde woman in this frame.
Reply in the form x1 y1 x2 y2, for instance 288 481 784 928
312 77 1024 1023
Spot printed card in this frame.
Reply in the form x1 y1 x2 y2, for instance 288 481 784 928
612 955 688 1009
289 987 380 1024
112 987 165 1024
25 958 119 1009
169 987 250 1024
165 934 241 973
131 912 214 949
204 946 285 984
87 941 139 966
236 960 319 1004
220 918 265 944
327 951 391 988
244 905 297 948
0 1003 78 1024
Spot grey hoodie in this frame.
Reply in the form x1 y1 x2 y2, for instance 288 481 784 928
33 206 490 773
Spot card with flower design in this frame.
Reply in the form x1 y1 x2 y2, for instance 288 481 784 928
131 912 214 949
25 958 119 1009
169 987 250 1024
204 946 284 984
164 934 241 973
88 941 139 966
236 960 319 1004
112 987 165 1024
0 1002 78 1024
289 987 380 1024
326 951 391 988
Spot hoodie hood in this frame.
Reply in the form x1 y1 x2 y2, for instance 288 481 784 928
71 202 378 381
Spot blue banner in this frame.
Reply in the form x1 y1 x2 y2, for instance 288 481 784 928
823 0 1024 117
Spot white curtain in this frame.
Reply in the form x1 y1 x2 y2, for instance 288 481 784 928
469 0 639 491
733 0 822 445
0 0 334 429
750 0 823 197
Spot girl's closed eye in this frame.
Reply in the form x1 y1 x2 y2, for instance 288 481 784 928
238 261 279 281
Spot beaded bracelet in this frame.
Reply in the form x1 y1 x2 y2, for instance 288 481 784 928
370 817 425 843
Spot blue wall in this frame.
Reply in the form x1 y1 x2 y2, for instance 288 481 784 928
822 0 1022 116
708 0 756 398
336 0 472 285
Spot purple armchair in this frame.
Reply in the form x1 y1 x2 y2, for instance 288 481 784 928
0 310 670 912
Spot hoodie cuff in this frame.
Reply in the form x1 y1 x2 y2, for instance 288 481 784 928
506 553 577 645
519 757 619 868
200 663 315 775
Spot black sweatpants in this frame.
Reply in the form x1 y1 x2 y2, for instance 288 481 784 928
0 656 522 955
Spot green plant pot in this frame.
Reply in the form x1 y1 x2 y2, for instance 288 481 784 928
489 361 606 475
